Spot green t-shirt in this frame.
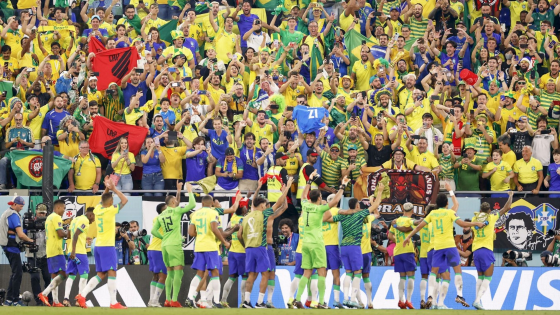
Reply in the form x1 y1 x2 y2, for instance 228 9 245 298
301 200 330 245
333 208 371 246
153 193 195 247
456 157 485 191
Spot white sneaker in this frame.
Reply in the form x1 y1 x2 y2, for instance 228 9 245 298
148 302 162 307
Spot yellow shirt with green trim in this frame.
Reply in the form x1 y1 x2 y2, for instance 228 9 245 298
70 215 90 255
513 157 543 184
423 208 459 250
361 214 376 254
390 216 415 256
471 212 500 252
93 203 121 246
45 212 64 258
72 153 101 190
322 207 339 246
191 207 220 252
410 146 439 170
484 160 512 191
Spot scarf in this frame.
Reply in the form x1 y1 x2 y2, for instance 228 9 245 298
258 151 274 178
125 14 143 34
222 157 238 175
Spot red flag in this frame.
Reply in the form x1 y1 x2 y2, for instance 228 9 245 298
91 46 140 90
88 37 106 54
89 116 147 158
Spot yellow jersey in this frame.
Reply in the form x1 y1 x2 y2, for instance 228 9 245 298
111 151 136 175
309 92 328 108
361 214 376 254
419 224 430 258
70 215 90 255
161 146 187 179
191 207 220 252
251 123 274 149
322 207 339 246
513 157 543 184
484 161 512 191
45 212 64 258
71 153 101 190
215 29 237 63
428 222 435 252
390 216 415 256
281 84 306 107
471 213 500 252
93 204 120 247
230 214 245 253
296 216 303 253
423 208 459 250
149 217 163 251
410 147 439 170
28 105 50 140
352 60 375 91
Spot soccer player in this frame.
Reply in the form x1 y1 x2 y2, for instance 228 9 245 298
389 202 416 309
238 177 294 308
322 194 343 309
286 216 305 308
146 203 168 307
404 189 485 309
63 207 95 307
76 176 129 309
152 182 195 307
472 191 513 310
185 193 231 308
360 208 377 309
325 189 384 309
38 200 69 307
291 171 351 309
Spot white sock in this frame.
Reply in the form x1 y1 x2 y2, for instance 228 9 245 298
42 275 63 296
356 287 363 305
475 278 491 304
241 278 247 297
398 277 406 302
476 277 483 299
289 277 300 299
79 277 88 295
310 277 318 302
438 281 449 306
343 274 352 301
154 283 164 304
200 288 207 302
350 275 361 301
267 284 275 302
108 277 117 305
221 278 235 302
334 286 340 303
455 273 463 297
210 278 220 304
52 286 59 304
244 291 251 303
81 276 101 297
364 281 372 306
205 286 213 303
149 282 156 304
420 278 427 301
406 277 415 301
428 274 437 300
187 276 201 301
64 276 75 300
437 280 443 303
257 292 265 304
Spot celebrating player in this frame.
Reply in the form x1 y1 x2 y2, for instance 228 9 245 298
147 203 167 307
389 202 416 309
322 194 343 308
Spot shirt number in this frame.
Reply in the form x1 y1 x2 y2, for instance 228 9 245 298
435 219 444 235
476 228 486 238
97 218 104 233
163 217 173 232
196 217 207 234
308 109 318 119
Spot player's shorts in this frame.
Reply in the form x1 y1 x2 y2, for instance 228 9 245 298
94 246 118 272
192 251 221 271
162 244 185 267
148 250 167 274
301 243 327 269
473 248 495 273
362 253 372 274
47 255 67 274
66 254 89 275
432 248 461 271
267 245 276 272
294 252 304 275
228 252 246 276
326 245 342 270
419 257 429 275
427 250 448 273
246 247 270 273
394 253 416 273
341 245 362 272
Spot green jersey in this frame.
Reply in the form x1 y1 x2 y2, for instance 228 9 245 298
152 193 195 247
333 208 371 246
301 200 330 245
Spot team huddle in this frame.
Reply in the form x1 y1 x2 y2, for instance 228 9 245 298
37 173 513 310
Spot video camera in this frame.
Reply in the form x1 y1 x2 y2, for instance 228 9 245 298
119 221 131 234
503 250 532 261
130 229 147 237
541 251 560 267
371 226 388 244
412 234 421 248
22 210 45 231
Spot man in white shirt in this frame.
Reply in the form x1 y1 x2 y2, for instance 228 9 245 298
532 116 559 175
242 19 271 52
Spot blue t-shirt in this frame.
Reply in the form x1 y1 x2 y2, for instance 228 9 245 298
3 212 21 253
292 105 328 134
141 149 162 174
414 52 435 83
240 146 260 180
82 28 109 41
159 110 176 131
185 150 208 182
357 6 374 35
331 54 349 76
208 129 229 161
216 157 243 190
116 38 131 48
313 126 336 147
237 14 259 48
548 163 560 191
279 232 299 265
42 110 70 145
123 81 148 108
146 42 166 60
183 38 199 64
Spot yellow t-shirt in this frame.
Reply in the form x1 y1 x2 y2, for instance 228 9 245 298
513 157 543 184
281 84 306 107
70 215 90 255
390 216 415 256
144 17 167 31
483 160 512 191
230 214 245 253
87 90 104 103
29 105 50 140
423 208 458 250
72 153 101 190
149 216 163 251
4 29 24 58
509 1 529 26
382 158 417 170
45 212 64 258
161 146 187 179
191 207 220 252
361 214 376 254
339 11 360 33
161 46 194 66
309 93 328 108
471 212 500 251
93 204 120 247
215 29 237 64
56 130 80 158
352 60 374 91
111 151 136 175
322 207 339 246
251 123 274 149
410 147 439 170
404 98 432 132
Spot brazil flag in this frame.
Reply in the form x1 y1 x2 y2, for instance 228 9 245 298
6 150 71 188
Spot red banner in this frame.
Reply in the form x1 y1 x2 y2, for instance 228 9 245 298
90 45 140 90
89 116 147 158
88 37 106 54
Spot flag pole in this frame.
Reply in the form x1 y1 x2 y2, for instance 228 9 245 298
42 140 54 213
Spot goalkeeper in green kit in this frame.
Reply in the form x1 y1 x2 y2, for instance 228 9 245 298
151 181 195 307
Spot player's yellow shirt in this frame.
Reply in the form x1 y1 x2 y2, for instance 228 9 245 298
70 215 90 255
322 207 339 246
484 161 512 191
472 212 499 252
149 216 163 251
410 147 439 170
296 216 303 253
45 212 64 258
390 216 415 256
361 214 376 254
419 224 430 258
423 208 458 250
230 214 245 253
191 207 220 252
428 222 435 252
93 204 120 247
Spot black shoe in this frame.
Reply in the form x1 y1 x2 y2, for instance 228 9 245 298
212 302 223 309
242 301 254 308
184 298 196 308
255 302 266 308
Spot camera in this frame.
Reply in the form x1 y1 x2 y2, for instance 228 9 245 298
23 210 45 231
119 221 130 234
547 229 560 236
273 235 288 245
130 229 147 237
412 234 421 248
371 226 388 244
541 251 560 266
503 250 532 261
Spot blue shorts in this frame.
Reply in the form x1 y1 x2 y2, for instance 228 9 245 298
294 252 303 275
326 245 342 270
148 250 167 275
473 248 495 273
394 253 416 273
267 245 276 272
66 254 89 275
420 257 429 275
192 251 221 271
432 248 461 271
228 252 246 276
245 247 270 273
47 255 67 274
341 246 362 272
427 250 448 273
362 253 372 274
94 246 118 272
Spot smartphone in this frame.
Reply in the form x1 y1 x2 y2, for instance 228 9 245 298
431 95 440 101
531 70 536 80
434 135 439 142
168 131 177 142
411 135 421 140
264 114 269 120
362 40 366 45
449 108 455 116
550 40 557 48
3 62 7 67
541 129 552 134
255 19 261 25
26 67 35 72
50 55 59 60
255 76 261 83
351 112 357 119
287 106 294 111
197 90 207 95
516 21 522 25
1 91 6 97
91 72 100 76
264 70 269 76
416 96 423 101
520 43 528 49
135 68 144 74
168 67 176 72
463 152 468 158
470 109 475 115
372 12 382 16
553 100 560 106
500 95 505 101
171 82 180 87
393 32 399 41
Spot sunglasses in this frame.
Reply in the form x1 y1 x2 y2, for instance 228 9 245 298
331 149 339 152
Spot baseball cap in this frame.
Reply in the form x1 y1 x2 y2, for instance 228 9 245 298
307 148 319 157
91 15 101 21
225 147 235 156
392 146 406 157
347 144 358 151
275 152 288 160
8 196 25 206
518 115 528 122
89 76 98 81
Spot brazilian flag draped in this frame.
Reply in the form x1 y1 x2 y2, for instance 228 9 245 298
7 150 71 188
344 29 375 72
160 20 180 46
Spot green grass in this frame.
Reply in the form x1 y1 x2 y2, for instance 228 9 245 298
5 308 560 315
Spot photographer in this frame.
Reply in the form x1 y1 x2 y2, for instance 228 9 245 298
128 221 148 265
541 251 560 267
0 196 34 306
115 222 135 265
25 205 51 306
501 250 530 267
277 218 299 266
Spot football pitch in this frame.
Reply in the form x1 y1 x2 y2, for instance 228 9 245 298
7 308 560 315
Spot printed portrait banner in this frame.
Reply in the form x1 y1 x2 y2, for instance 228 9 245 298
366 169 439 221
481 198 559 251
